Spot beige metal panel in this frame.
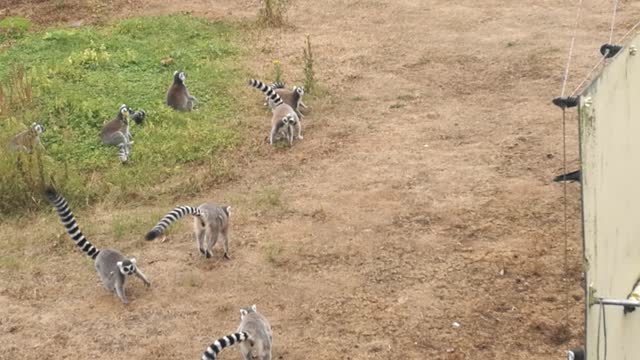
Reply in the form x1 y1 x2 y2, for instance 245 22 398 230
580 40 640 360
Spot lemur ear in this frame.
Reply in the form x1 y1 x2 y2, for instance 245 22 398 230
251 304 257 311
240 309 248 317
130 258 137 264
116 261 123 267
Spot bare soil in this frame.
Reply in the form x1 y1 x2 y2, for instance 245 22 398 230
3 0 640 359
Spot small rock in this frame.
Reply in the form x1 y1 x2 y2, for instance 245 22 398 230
452 321 460 328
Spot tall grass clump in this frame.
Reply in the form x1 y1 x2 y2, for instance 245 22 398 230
272 60 283 83
0 15 244 217
302 34 315 94
258 0 289 27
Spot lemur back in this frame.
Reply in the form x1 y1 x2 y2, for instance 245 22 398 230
249 79 303 145
267 85 306 118
238 305 273 360
45 188 150 304
145 202 231 259
166 71 197 111
8 122 46 153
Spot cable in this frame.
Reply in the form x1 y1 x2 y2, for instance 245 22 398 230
560 0 585 97
608 0 619 43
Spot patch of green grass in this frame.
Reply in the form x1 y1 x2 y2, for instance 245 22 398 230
0 16 32 44
396 94 416 101
389 103 405 109
264 242 283 265
0 15 244 216
112 215 146 241
255 186 283 209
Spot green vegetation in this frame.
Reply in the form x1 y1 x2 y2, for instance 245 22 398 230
302 34 315 94
272 60 283 83
0 16 32 43
0 15 245 216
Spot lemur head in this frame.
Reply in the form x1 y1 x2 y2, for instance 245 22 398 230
131 109 146 125
240 304 258 320
118 104 130 119
173 71 186 84
31 122 45 134
293 86 304 96
117 258 137 275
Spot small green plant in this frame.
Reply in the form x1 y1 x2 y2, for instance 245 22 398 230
0 16 31 42
272 60 283 83
255 186 283 209
302 34 315 94
258 0 289 27
265 242 283 265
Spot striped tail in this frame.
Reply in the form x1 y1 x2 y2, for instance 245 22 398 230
145 206 202 241
201 332 250 360
44 187 100 260
270 81 285 89
249 79 283 106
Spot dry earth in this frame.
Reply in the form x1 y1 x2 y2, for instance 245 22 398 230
3 0 640 359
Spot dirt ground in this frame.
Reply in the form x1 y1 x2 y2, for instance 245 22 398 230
3 0 640 359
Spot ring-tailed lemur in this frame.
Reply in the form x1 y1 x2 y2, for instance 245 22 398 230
45 188 151 304
8 122 46 153
145 203 231 259
264 82 306 119
237 305 273 360
129 108 146 125
166 71 198 111
100 104 133 163
270 114 298 146
249 79 302 145
201 332 250 360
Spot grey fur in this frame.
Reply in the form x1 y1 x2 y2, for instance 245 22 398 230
8 122 46 153
95 251 151 304
166 71 198 111
269 114 299 146
193 203 231 259
45 188 150 304
267 86 306 119
146 203 231 259
100 104 133 163
238 305 273 360
250 79 302 145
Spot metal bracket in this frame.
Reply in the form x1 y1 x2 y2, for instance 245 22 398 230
552 96 579 109
566 348 584 360
600 43 623 58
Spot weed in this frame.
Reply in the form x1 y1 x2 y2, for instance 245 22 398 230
351 96 364 102
0 16 31 43
255 186 283 209
272 60 283 83
265 242 283 265
112 215 144 241
396 94 416 101
389 103 405 109
302 34 316 94
258 0 289 27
